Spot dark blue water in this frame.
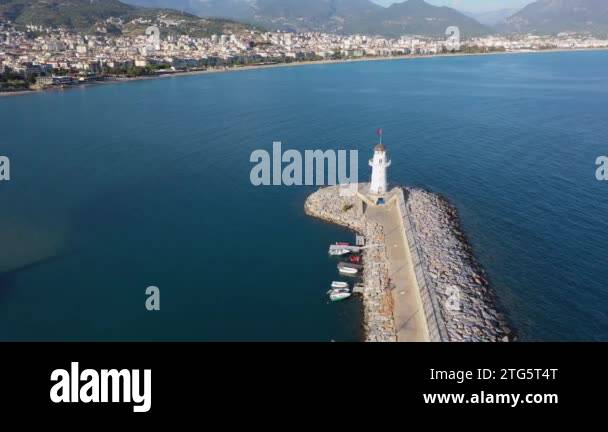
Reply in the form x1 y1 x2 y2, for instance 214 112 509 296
1 51 607 341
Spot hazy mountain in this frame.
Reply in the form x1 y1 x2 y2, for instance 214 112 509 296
0 0 257 36
464 8 518 27
3 0 385 35
499 0 608 34
249 0 384 33
125 0 382 30
125 0 256 20
344 0 492 37
124 0 491 37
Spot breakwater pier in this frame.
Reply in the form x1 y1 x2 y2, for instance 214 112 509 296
305 183 513 342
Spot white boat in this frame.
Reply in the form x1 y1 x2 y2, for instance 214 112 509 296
339 266 359 276
331 281 349 289
329 291 352 302
328 244 361 255
326 287 350 295
329 248 351 256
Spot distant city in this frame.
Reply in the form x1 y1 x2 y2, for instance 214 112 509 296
1 18 608 93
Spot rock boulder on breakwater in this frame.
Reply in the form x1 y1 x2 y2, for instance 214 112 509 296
404 187 514 342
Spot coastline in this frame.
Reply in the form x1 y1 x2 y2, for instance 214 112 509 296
2 47 607 99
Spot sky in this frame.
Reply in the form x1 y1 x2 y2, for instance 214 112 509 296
372 0 534 13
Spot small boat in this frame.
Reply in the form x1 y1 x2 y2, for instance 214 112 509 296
349 255 361 264
339 266 359 276
331 281 349 289
329 248 351 256
337 261 362 270
329 290 352 302
326 287 350 295
335 242 351 246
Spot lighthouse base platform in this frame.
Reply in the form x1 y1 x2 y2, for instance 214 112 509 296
356 183 399 207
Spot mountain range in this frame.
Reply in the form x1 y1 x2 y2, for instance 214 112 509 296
498 0 608 35
0 0 258 36
464 8 518 27
125 0 608 36
126 0 492 37
343 0 490 37
4 0 608 37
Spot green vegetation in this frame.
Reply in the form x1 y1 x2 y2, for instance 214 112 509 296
102 62 172 77
0 0 259 36
0 0 134 29
459 45 506 54
0 71 30 91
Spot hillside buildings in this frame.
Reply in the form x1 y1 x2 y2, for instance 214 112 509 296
1 18 607 89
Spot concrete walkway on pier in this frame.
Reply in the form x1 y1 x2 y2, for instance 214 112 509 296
365 203 430 342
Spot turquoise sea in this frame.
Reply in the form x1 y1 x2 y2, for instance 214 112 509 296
1 51 607 341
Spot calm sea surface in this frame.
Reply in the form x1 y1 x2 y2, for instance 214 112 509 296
1 51 607 341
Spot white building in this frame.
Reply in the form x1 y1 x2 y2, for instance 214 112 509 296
369 143 390 195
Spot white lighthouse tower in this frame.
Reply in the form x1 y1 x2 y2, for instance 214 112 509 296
369 142 391 195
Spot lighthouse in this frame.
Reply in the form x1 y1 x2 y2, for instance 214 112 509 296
369 143 391 195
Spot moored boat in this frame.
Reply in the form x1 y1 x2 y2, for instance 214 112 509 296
326 287 350 295
339 266 359 276
331 281 349 289
329 290 352 302
328 244 361 255
329 248 351 256
337 261 362 270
